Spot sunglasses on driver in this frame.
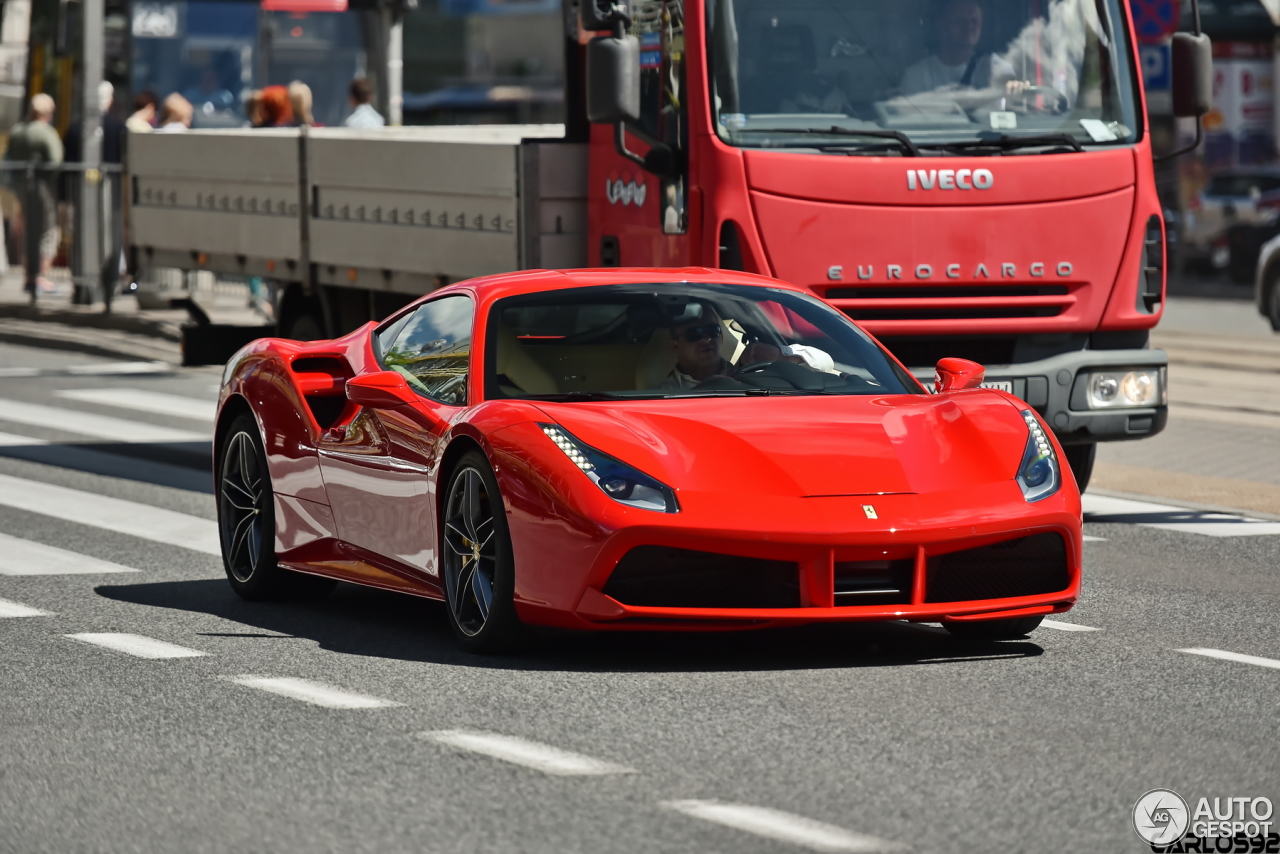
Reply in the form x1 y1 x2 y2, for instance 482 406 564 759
678 323 723 344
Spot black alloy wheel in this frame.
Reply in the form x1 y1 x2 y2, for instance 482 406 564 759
943 615 1044 640
217 414 333 600
441 451 523 652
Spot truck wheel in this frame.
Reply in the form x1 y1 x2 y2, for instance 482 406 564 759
282 312 326 341
1267 274 1280 331
1062 443 1096 493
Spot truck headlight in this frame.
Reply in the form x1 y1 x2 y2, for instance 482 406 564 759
540 424 679 513
1017 410 1061 502
1086 369 1161 409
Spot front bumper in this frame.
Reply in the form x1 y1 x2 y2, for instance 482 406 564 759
911 347 1167 445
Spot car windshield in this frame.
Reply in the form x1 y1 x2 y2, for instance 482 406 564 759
485 283 922 400
707 0 1140 152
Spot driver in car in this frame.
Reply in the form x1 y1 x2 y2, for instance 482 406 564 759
661 305 835 390
900 0 1029 97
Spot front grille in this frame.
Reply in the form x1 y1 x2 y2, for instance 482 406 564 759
843 305 1062 321
876 336 1017 369
603 546 801 609
924 532 1068 604
834 559 913 606
827 286 1068 300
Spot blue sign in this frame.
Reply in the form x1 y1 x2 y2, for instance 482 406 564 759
1130 0 1179 44
441 0 559 15
1141 43 1171 91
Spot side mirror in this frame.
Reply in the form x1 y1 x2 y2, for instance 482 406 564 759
934 358 986 393
580 0 627 31
346 371 416 409
1171 32 1213 118
586 34 640 125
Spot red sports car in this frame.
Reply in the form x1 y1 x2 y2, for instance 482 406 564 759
215 268 1082 651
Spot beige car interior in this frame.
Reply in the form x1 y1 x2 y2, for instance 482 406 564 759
497 318 749 395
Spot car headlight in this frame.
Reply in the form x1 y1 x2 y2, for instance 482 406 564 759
540 424 679 513
1017 410 1061 502
1086 368 1162 409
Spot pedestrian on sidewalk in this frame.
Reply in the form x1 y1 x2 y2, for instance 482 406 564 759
3 94 64 294
258 86 293 128
156 94 193 132
127 91 159 133
287 81 317 127
343 78 384 128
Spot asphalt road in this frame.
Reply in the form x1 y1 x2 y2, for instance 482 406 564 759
0 337 1275 854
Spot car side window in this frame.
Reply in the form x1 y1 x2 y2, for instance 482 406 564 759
378 295 474 406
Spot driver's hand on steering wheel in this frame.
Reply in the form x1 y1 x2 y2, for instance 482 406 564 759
1005 79 1032 95
740 341 805 367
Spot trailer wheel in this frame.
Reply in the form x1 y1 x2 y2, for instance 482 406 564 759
277 284 328 341
1062 443 1096 493
282 312 326 341
1267 269 1280 331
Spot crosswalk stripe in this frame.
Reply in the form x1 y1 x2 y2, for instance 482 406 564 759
1082 494 1280 538
1177 647 1280 671
420 730 635 776
0 531 139 575
0 368 41 378
64 361 171 376
0 398 208 443
55 388 214 422
662 801 907 853
226 676 402 709
66 633 206 659
1041 619 1101 632
0 596 50 617
0 431 47 446
0 472 220 556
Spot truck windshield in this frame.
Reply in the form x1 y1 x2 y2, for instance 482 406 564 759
706 0 1140 152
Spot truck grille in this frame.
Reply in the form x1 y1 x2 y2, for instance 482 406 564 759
876 336 1017 369
821 284 1076 325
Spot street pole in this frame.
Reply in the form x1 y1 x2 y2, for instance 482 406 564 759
388 10 403 127
77 0 103 306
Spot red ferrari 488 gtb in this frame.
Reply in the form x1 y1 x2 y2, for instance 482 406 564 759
215 268 1082 651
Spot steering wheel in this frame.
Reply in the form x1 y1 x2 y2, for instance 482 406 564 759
1010 85 1069 114
734 361 778 376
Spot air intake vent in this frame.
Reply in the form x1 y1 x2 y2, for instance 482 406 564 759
1139 215 1164 313
834 559 913 606
925 532 1068 603
604 546 800 609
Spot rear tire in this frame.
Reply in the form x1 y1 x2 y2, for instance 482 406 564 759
1062 442 1096 493
944 615 1043 640
217 414 335 600
440 451 524 653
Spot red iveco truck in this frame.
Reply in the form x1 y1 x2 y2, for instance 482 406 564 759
128 0 1212 490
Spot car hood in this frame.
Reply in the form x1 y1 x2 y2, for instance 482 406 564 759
533 392 1030 498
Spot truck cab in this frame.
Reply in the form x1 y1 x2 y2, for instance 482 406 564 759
585 0 1173 484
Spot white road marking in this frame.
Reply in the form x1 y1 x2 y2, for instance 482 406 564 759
1082 494 1280 538
226 676 402 709
64 361 171 376
0 532 139 575
1083 535 1107 542
662 800 907 853
1041 619 1101 632
0 472 219 556
0 596 49 617
420 730 635 776
1177 647 1280 671
66 633 206 659
0 431 47 446
55 388 214 422
0 398 207 443
0 368 41 378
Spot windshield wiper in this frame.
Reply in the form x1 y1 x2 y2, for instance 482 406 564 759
521 391 626 402
734 126 921 157
927 133 1085 154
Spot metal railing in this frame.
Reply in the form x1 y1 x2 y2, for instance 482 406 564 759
0 160 123 309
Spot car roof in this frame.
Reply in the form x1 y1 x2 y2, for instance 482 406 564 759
428 267 805 304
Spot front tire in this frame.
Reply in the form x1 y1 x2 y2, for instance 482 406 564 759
217 414 334 600
1062 442 1096 493
441 451 524 653
944 615 1043 640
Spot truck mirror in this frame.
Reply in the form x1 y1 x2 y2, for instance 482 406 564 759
580 0 628 32
586 35 640 125
1171 32 1213 118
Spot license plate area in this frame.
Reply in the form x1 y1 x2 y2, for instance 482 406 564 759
980 380 1013 393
